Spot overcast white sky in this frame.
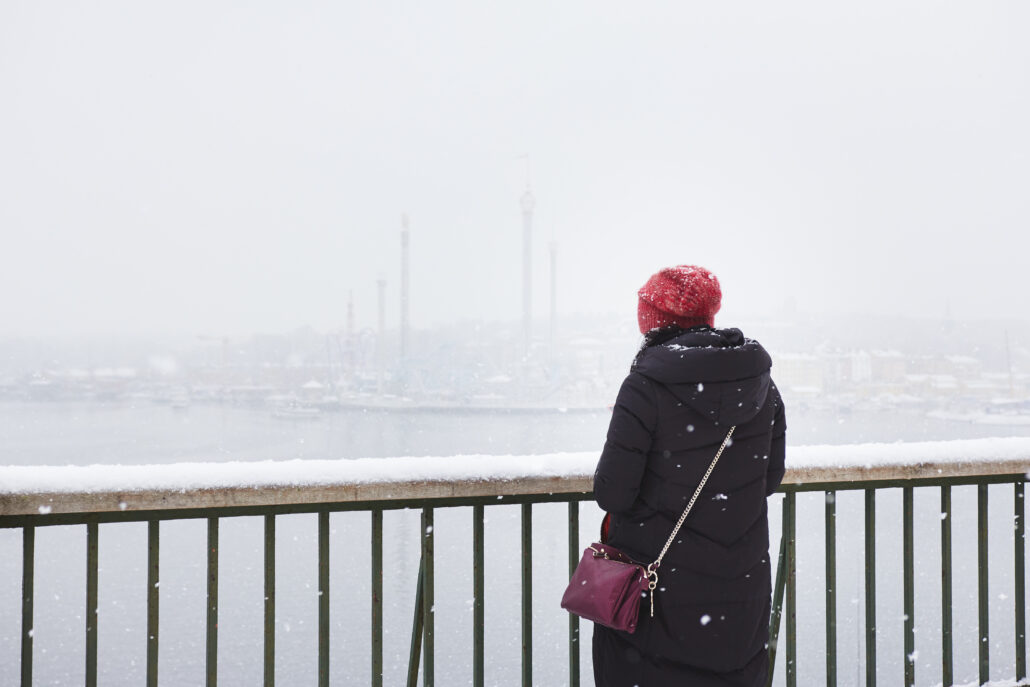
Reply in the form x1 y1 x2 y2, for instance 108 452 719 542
1 1 1028 337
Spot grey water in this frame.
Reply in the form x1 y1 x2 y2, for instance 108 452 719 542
1 402 1029 686
3 400 1030 467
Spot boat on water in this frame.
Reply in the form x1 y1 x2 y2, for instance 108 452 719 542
271 404 322 419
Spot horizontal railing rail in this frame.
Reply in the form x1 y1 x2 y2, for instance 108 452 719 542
3 438 1030 518
2 437 1028 686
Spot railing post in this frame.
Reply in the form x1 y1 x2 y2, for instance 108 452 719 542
422 507 435 687
568 501 580 687
86 520 99 687
903 487 914 687
522 502 533 687
406 556 424 687
264 514 276 687
978 484 990 685
21 527 34 687
318 511 330 687
1017 482 1026 682
825 491 837 687
372 509 383 687
207 517 219 687
473 504 485 687
941 485 953 687
785 491 797 687
147 520 160 687
767 525 787 687
864 489 876 687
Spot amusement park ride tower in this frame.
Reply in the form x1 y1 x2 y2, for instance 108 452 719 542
400 213 410 361
520 186 535 357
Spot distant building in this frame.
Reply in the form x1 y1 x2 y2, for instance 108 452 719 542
774 353 824 394
870 350 906 383
850 351 872 384
943 355 982 379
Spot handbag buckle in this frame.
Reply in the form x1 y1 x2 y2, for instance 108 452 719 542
646 568 659 617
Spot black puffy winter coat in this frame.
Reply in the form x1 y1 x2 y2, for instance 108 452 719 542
592 326 786 687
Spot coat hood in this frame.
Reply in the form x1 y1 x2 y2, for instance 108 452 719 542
633 327 773 426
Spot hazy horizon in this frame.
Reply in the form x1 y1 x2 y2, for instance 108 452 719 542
2 1 1028 338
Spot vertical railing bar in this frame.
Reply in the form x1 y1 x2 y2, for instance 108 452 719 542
785 491 797 687
941 485 953 687
825 491 837 687
864 489 876 687
319 511 330 687
264 514 276 687
86 520 99 687
423 507 435 687
903 487 914 687
406 556 425 687
207 517 219 687
21 526 34 687
372 509 384 687
978 484 990 685
1016 482 1026 682
147 520 160 687
473 504 485 687
568 501 580 687
522 502 533 687
766 519 788 687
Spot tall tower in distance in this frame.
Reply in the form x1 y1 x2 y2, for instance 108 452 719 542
400 213 410 360
521 186 535 357
377 274 386 395
549 237 557 361
346 290 355 342
345 290 356 383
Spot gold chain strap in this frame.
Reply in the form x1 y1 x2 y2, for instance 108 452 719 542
647 426 736 591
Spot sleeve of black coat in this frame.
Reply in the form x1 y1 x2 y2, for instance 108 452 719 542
593 372 658 514
765 381 787 496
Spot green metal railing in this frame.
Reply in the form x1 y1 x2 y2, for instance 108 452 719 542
2 465 1027 686
766 474 1028 687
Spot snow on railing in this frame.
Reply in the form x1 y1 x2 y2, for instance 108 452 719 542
1 437 1029 517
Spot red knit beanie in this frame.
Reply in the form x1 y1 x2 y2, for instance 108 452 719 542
637 265 722 334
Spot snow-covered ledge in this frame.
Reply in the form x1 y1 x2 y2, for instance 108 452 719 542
1 438 1029 518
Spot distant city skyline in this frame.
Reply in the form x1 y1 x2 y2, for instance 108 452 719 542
2 308 1029 375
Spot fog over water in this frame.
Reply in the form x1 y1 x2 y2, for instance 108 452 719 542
2 1 1030 337
2 2 1030 686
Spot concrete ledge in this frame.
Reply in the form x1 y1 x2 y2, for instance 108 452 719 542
2 437 1029 517
2 475 593 517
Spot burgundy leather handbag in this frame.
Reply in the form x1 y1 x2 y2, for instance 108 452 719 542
560 427 735 633
561 542 651 632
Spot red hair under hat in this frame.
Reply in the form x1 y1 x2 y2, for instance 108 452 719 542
637 265 722 334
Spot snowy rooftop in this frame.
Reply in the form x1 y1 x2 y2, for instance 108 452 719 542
1 437 1028 517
